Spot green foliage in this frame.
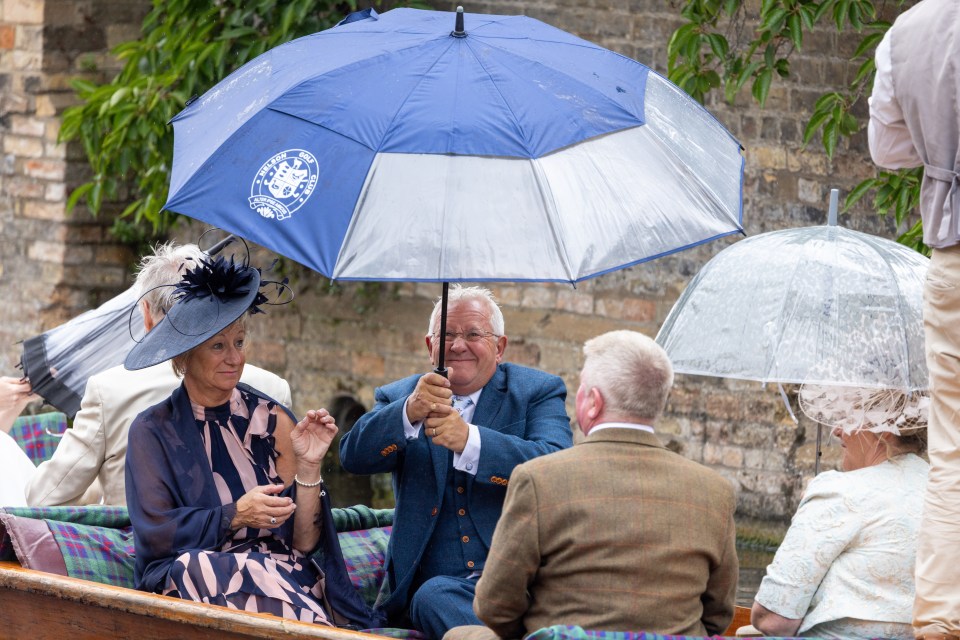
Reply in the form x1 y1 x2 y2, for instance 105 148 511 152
668 0 925 250
845 166 927 254
58 0 368 237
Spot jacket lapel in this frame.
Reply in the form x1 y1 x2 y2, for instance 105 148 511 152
471 365 507 430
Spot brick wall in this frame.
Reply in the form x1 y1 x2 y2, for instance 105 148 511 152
0 0 147 373
2 0 911 520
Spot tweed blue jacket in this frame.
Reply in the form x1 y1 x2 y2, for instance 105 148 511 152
339 363 572 618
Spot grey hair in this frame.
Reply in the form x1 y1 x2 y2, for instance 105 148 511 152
426 285 505 336
134 242 205 323
581 330 674 423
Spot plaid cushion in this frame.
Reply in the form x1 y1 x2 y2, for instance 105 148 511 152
337 526 391 606
362 628 429 639
48 520 135 588
525 627 646 640
8 412 67 465
523 628 809 640
1 505 130 527
0 506 129 559
0 505 395 604
332 505 394 532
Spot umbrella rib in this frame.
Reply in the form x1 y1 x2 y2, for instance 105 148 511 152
462 37 644 156
374 38 459 154
264 107 377 152
461 39 531 153
529 159 576 283
639 119 742 231
763 235 815 385
862 232 921 391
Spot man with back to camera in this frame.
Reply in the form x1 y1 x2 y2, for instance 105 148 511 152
26 242 291 506
339 285 572 639
445 330 738 640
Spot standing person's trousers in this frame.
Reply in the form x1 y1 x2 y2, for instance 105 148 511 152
916 244 960 639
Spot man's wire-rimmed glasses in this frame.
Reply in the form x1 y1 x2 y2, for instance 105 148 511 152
434 330 499 343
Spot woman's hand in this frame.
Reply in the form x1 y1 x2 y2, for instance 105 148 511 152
290 409 338 467
231 483 296 530
0 377 38 434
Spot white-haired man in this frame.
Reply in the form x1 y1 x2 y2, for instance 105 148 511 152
26 242 291 506
446 330 738 640
340 285 572 639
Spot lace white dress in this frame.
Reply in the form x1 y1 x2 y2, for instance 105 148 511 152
755 453 928 640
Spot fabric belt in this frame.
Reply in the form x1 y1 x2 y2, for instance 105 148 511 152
925 163 960 237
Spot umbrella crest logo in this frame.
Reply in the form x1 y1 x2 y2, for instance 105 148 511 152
249 149 319 220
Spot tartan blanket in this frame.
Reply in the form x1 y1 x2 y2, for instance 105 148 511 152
333 504 394 531
0 505 134 586
0 505 393 598
524 626 807 640
8 412 68 466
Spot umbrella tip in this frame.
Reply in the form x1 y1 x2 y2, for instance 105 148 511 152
452 6 466 37
827 188 839 226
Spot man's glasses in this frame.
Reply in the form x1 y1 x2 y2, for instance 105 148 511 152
434 330 499 343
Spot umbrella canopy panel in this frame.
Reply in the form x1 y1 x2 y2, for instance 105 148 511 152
164 8 744 284
656 225 930 392
20 287 145 416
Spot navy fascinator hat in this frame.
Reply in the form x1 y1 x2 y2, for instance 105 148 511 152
124 255 273 371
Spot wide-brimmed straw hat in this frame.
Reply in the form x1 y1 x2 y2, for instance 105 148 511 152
798 383 928 436
124 255 267 371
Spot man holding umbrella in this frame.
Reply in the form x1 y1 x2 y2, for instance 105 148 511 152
340 285 572 639
869 1 960 637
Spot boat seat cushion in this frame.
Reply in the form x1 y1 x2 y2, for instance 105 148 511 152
0 506 133 586
0 505 394 598
338 525 391 607
8 412 68 466
524 625 804 640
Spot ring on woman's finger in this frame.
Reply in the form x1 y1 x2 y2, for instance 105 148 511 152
270 517 277 525
430 428 436 437
430 402 437 411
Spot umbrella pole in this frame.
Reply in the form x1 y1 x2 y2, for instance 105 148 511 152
434 281 449 377
815 423 822 475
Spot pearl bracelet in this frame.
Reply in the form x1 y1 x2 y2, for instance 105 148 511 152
294 473 323 488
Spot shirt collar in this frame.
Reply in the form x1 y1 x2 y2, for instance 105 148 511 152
589 421 655 435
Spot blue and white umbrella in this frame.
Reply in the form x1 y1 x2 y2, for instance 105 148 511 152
164 7 744 286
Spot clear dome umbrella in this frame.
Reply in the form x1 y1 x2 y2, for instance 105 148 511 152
656 190 930 471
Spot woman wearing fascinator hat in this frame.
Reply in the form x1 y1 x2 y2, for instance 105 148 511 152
751 385 929 640
123 250 381 628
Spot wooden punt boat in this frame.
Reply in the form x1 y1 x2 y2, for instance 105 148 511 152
0 560 366 640
0 559 753 639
